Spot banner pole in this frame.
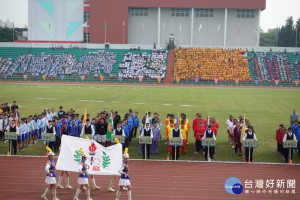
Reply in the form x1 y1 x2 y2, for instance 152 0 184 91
175 145 176 161
289 148 291 164
144 144 146 161
10 140 12 156
248 148 251 163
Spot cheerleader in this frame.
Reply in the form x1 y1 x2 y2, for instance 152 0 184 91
41 147 59 200
73 149 93 200
57 171 73 189
115 148 132 200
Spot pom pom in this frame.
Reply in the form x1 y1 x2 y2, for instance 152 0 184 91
78 149 85 154
124 148 128 154
46 146 52 152
115 138 119 144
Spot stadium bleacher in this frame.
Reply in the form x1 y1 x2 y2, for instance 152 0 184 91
0 47 299 87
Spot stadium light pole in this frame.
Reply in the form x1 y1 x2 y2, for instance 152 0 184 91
224 8 228 47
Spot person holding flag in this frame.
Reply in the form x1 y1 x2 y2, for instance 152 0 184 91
106 112 114 147
73 149 93 200
115 148 132 200
41 147 59 200
7 119 18 155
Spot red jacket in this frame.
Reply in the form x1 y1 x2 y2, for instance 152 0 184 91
212 127 218 137
195 127 206 140
276 129 282 142
192 118 198 132
214 122 219 129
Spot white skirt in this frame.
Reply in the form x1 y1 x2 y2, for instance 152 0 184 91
45 176 57 184
78 177 89 185
119 179 131 186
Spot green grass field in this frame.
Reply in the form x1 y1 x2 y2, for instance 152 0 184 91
0 83 299 163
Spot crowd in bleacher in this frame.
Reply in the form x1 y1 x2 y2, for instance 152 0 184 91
1 50 116 77
251 52 298 83
118 49 167 79
0 57 13 75
174 48 251 82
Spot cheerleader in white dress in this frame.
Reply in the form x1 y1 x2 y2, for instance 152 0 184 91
73 149 93 200
41 146 59 200
115 148 132 200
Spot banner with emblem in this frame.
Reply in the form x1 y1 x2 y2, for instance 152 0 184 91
56 135 122 175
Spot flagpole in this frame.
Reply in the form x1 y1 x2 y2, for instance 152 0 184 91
105 20 107 42
12 22 15 42
123 22 124 46
296 26 298 47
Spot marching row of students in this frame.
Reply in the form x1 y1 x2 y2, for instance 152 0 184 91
276 121 299 163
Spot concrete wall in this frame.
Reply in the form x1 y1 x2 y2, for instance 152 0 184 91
28 0 83 41
128 8 158 44
226 9 259 46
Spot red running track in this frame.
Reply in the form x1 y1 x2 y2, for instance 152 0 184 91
0 156 299 200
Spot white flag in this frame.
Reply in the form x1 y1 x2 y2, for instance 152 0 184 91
217 24 220 31
56 135 122 175
198 24 202 31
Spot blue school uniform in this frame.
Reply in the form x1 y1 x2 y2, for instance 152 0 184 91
46 159 56 177
133 116 139 128
69 123 78 136
122 125 129 138
55 124 62 137
79 161 88 178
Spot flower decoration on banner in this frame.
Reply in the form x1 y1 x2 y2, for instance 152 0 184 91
157 78 161 83
61 75 64 81
235 78 239 85
138 76 143 83
118 76 122 82
4 74 7 80
194 78 199 84
176 77 180 84
274 80 279 86
295 80 299 86
42 75 46 80
99 75 104 82
23 75 27 80
255 79 259 85
80 76 85 81
214 78 218 84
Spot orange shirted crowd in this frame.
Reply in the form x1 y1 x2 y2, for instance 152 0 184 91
174 48 252 82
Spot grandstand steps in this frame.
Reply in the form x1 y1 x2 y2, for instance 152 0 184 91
165 50 174 84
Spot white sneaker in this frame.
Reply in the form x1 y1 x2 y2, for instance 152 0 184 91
57 184 64 189
93 185 100 189
53 198 60 200
73 197 79 200
41 195 48 200
108 187 115 192
66 185 73 189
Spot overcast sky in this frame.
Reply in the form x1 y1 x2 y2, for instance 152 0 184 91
0 0 299 32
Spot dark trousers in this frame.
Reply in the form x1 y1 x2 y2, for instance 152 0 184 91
133 127 138 138
129 129 133 143
277 142 283 154
205 146 215 160
55 136 61 152
284 148 293 163
11 140 17 155
172 146 180 160
49 141 56 153
245 147 253 162
195 140 202 152
143 144 151 159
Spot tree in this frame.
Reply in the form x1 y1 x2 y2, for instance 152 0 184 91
0 27 17 42
260 28 278 46
296 17 300 47
278 17 295 47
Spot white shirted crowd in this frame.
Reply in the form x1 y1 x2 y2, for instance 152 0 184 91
118 49 167 79
2 50 116 78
